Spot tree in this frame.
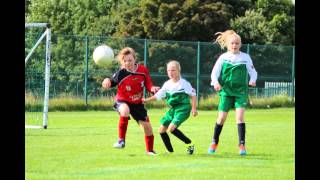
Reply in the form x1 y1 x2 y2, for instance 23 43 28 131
231 0 294 45
230 10 270 45
266 13 295 45
25 0 31 17
26 0 121 36
26 0 122 96
256 0 293 20
115 0 239 41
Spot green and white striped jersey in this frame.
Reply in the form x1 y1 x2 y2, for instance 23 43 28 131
154 78 196 106
211 51 258 96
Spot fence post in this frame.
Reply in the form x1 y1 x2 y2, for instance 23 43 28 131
196 41 200 106
144 38 148 98
84 35 89 105
291 46 295 102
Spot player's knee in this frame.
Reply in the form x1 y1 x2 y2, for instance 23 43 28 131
145 126 153 136
237 119 245 124
140 121 153 135
167 124 176 133
118 105 130 116
159 125 167 133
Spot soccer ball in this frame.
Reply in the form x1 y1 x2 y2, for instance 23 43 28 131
92 45 114 67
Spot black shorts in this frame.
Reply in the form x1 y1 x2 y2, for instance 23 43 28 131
113 100 149 122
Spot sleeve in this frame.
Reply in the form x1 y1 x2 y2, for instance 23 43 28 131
154 82 167 100
210 56 223 86
184 80 196 97
143 66 154 92
109 69 127 87
110 72 119 87
246 55 258 83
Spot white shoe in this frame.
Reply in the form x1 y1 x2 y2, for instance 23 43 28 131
146 151 157 156
113 140 125 148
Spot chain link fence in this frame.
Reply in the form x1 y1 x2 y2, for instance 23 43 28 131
25 33 295 106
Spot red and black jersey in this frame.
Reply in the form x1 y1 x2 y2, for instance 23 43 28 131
110 64 154 104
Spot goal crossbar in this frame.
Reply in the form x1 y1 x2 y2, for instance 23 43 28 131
25 23 49 28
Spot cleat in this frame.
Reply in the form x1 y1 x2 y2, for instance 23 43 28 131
208 143 218 154
187 144 195 155
146 150 157 156
113 140 125 149
239 144 247 155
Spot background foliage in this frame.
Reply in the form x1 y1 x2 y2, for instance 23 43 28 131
25 0 295 108
26 0 294 44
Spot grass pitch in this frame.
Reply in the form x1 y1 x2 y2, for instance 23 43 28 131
26 108 294 179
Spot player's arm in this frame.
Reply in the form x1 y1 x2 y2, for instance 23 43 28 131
211 57 223 91
185 82 198 117
102 70 123 90
102 78 111 89
142 95 157 103
246 56 258 87
143 67 160 93
143 83 166 103
150 86 160 94
190 95 198 117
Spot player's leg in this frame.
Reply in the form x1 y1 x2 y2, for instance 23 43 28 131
168 106 194 154
138 119 155 155
235 96 247 155
113 101 130 148
208 111 228 154
208 96 233 154
159 110 174 153
168 123 194 155
131 104 156 155
159 124 173 153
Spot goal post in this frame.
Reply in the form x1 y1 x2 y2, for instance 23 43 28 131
25 23 51 129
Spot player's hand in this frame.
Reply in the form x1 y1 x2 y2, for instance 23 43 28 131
192 109 198 117
141 98 146 104
151 86 160 94
214 83 222 91
249 82 256 87
102 78 111 89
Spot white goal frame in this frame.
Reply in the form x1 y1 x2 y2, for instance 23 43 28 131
25 23 51 129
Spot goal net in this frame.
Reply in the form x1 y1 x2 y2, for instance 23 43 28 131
25 23 51 129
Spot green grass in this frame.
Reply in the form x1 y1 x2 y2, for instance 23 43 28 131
26 108 295 179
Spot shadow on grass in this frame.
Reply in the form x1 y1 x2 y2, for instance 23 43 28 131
164 152 274 160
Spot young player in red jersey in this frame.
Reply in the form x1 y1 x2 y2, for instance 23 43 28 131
102 47 160 155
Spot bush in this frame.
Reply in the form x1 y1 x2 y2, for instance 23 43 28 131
248 94 295 109
25 94 294 112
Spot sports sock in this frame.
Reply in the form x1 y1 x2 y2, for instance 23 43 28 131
118 116 129 141
171 128 191 144
212 123 223 144
160 132 173 152
238 123 246 146
145 135 154 152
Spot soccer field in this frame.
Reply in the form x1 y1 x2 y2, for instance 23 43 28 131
25 108 295 179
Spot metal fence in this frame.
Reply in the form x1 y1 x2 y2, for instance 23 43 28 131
25 33 295 105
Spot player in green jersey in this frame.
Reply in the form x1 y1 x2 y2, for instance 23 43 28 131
143 60 198 155
208 30 258 155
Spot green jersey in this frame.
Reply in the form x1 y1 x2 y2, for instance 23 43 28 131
154 78 196 107
211 51 257 97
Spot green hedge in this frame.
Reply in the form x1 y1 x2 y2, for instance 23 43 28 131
25 94 294 112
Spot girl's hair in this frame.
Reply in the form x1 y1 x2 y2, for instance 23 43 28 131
117 47 136 63
214 30 241 49
167 60 181 73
